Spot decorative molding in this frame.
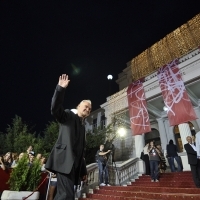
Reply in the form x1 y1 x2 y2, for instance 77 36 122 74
147 103 162 118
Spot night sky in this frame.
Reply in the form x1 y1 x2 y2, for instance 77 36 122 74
0 1 200 133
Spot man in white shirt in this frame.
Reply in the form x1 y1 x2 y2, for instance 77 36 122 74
184 136 200 187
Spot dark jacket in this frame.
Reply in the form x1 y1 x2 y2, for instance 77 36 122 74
166 144 178 157
184 143 197 165
45 85 86 178
97 150 108 164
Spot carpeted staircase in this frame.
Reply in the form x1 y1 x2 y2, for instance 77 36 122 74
79 171 200 200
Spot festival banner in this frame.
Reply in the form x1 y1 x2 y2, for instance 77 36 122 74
127 78 151 135
157 59 197 126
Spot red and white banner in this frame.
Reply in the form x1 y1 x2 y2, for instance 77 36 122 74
157 59 197 126
127 78 151 135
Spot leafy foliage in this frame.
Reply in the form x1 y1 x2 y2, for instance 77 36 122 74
1 115 117 166
85 123 116 164
3 118 60 191
3 115 38 154
26 159 42 191
86 129 105 149
0 132 6 154
85 123 114 149
42 121 59 156
1 116 59 157
8 155 41 191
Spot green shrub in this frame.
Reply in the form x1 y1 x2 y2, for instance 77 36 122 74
8 155 42 191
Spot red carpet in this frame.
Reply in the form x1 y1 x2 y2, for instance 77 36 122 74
79 171 200 200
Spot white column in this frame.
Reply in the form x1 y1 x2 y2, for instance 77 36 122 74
105 111 112 125
194 107 200 130
156 118 168 150
134 134 145 158
164 119 175 142
178 123 192 150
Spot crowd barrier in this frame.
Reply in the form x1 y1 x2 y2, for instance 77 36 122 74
0 168 49 200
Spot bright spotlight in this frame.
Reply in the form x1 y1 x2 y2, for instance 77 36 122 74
117 127 126 137
163 106 168 111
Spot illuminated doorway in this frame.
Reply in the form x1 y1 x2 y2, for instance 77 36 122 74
144 128 161 146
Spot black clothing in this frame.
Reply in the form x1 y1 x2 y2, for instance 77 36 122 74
104 141 115 162
184 143 198 165
55 168 75 200
144 154 150 175
184 143 200 187
159 151 167 171
45 85 87 199
140 152 150 175
166 144 179 157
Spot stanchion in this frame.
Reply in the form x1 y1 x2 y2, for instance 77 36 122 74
45 172 52 200
22 172 49 200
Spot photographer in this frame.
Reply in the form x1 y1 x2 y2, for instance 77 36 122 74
104 139 115 162
147 141 161 182
97 144 111 186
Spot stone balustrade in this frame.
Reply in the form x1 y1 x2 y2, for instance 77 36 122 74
86 163 98 186
108 157 145 185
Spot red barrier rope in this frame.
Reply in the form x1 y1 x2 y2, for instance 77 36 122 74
23 173 49 200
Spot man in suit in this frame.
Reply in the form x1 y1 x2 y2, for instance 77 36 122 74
45 74 91 200
184 136 200 188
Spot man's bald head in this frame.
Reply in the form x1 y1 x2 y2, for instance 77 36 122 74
77 100 92 118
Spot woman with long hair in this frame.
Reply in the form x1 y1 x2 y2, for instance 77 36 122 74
148 141 161 182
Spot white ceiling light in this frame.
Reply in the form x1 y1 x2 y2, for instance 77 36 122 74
163 106 169 111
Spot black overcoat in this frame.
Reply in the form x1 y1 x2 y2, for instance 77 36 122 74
45 85 86 178
184 143 197 165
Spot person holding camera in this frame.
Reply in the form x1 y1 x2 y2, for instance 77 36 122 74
104 139 115 162
97 144 111 186
147 141 161 182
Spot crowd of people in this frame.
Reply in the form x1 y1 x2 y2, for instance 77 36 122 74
0 146 46 170
2 74 93 200
1 74 200 200
0 145 58 200
141 140 183 182
141 135 200 188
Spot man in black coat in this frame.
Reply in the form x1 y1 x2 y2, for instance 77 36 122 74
184 136 200 188
166 140 182 172
45 74 91 200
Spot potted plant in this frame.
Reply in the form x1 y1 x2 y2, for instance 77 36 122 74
1 154 42 200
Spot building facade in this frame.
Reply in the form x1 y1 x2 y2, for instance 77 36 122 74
86 14 200 170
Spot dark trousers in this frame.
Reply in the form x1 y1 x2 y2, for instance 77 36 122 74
143 154 150 175
54 167 75 200
150 160 159 180
168 156 182 172
190 159 200 188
